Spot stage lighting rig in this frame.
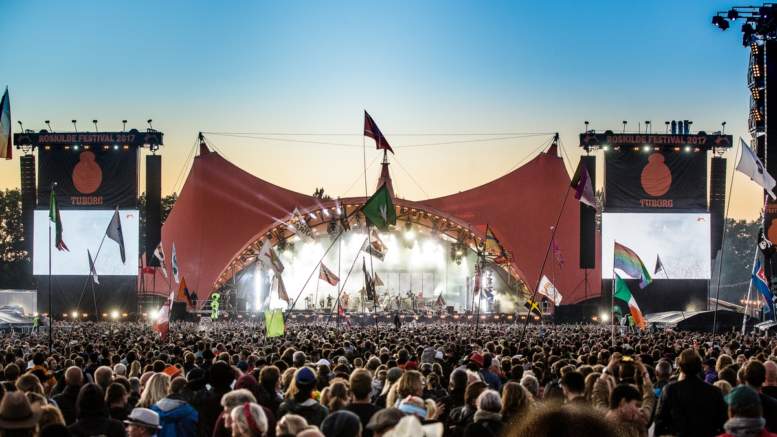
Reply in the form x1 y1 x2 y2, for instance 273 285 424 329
45 120 53 132
72 120 78 132
93 120 98 132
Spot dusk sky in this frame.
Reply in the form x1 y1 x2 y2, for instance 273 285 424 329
0 1 762 220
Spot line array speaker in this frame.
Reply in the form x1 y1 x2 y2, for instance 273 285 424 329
709 157 726 258
20 155 36 259
579 155 596 269
145 155 162 266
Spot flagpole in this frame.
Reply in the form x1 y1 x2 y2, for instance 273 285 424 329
48 183 54 354
713 141 741 335
325 247 363 325
314 265 320 312
742 243 761 335
551 227 557 339
368 227 379 335
611 241 616 347
518 186 572 347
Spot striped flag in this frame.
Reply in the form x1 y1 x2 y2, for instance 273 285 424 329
614 273 645 329
154 242 168 277
613 242 652 289
319 263 340 286
0 88 11 160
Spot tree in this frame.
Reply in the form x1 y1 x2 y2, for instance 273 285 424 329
313 188 332 200
0 189 33 289
138 192 178 258
711 217 761 303
595 188 604 232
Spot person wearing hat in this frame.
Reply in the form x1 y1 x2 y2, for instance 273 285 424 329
719 385 777 437
0 391 43 435
277 367 329 427
383 415 442 437
366 408 406 437
704 358 719 384
125 408 163 437
320 410 362 437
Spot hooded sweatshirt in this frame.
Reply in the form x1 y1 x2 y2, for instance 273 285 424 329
152 395 199 437
277 398 330 427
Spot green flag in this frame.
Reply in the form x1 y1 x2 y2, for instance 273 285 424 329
360 183 396 232
264 309 285 337
49 188 69 251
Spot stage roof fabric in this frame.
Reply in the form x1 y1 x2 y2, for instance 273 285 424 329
146 148 602 305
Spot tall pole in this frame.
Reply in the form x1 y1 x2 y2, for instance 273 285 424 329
713 142 741 334
611 241 616 346
48 186 52 353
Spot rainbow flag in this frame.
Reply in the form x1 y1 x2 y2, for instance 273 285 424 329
613 242 652 289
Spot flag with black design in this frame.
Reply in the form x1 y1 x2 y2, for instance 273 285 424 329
524 297 542 316
287 207 315 244
654 254 665 276
88 249 99 284
106 207 126 264
363 258 378 305
759 229 776 259
319 262 340 286
360 228 388 261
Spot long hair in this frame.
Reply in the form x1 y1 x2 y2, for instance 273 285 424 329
138 373 170 408
231 403 268 437
327 381 349 413
129 361 142 378
500 382 531 420
396 371 423 400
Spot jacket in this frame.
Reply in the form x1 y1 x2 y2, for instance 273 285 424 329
421 347 437 364
463 415 504 437
277 398 329 427
67 416 127 437
152 396 198 437
447 405 477 437
593 374 656 427
51 384 83 425
180 380 232 437
479 369 502 391
654 376 728 437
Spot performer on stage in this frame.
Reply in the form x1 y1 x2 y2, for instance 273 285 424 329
326 294 334 310
395 293 401 310
319 297 325 309
342 292 350 311
304 294 313 310
394 312 401 329
407 290 417 311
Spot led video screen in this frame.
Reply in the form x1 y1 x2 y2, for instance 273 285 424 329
602 213 710 279
33 209 139 275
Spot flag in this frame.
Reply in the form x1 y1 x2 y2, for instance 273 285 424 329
538 276 563 306
737 138 777 199
436 293 447 308
154 242 168 277
494 251 514 265
613 242 653 289
141 267 155 275
374 273 385 287
172 241 180 284
264 309 285 337
481 288 494 303
613 304 622 317
654 255 665 276
552 233 564 270
338 304 351 328
177 277 194 310
106 207 126 264
614 273 645 329
257 239 285 275
319 263 340 286
274 276 291 305
364 111 394 154
287 207 315 244
485 225 510 261
360 228 389 261
524 297 542 316
363 258 378 305
88 250 99 284
753 260 775 320
48 188 69 251
474 266 483 295
0 88 11 160
571 160 597 211
759 229 776 259
360 183 396 232
153 291 174 341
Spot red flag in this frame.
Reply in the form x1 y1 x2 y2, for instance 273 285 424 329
364 111 394 154
141 267 155 275
338 304 351 328
153 291 174 341
319 263 340 286
552 233 564 270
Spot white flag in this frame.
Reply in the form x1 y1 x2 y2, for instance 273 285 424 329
286 207 315 244
737 138 777 199
87 249 99 284
154 242 168 278
257 239 284 275
172 241 179 284
360 228 388 261
106 207 126 264
538 275 563 306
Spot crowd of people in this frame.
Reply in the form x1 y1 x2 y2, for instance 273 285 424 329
0 320 775 437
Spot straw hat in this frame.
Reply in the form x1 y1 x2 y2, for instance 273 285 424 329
0 391 42 429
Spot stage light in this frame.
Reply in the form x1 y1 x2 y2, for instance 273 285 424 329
72 312 77 318
727 9 738 21
685 146 691 152
712 15 729 30
643 146 650 152
601 313 608 322
102 313 107 317
82 313 88 318
74 145 79 151
149 310 158 320
309 212 317 220
323 209 330 217
603 146 609 151
114 145 119 150
336 207 342 215
62 313 68 317
111 311 118 319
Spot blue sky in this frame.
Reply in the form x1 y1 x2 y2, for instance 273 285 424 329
0 0 761 219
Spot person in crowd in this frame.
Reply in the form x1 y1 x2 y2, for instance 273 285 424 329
95 366 115 392
716 380 734 397
26 352 56 395
183 361 235 437
229 402 268 437
277 368 329 427
51 366 85 426
437 369 467 425
68 383 126 437
39 404 67 429
462 390 503 437
704 358 719 384
743 360 777 433
107 382 133 421
763 361 777 400
655 349 728 437
447 381 487 437
388 371 423 407
559 371 587 408
365 408 405 437
277 414 310 436
151 376 198 437
343 369 383 437
124 408 162 437
499 382 531 426
605 385 646 437
233 374 278 437
374 368 402 408
320 410 362 437
138 373 170 409
0 391 42 437
718 385 777 437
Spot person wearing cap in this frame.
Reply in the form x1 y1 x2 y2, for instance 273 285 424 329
277 367 329 427
320 410 362 437
0 391 43 436
125 408 163 437
705 358 719 384
719 385 777 437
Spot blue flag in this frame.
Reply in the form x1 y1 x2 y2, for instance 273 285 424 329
753 260 775 320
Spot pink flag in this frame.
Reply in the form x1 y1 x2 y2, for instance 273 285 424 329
552 233 564 270
364 111 394 154
571 161 597 211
